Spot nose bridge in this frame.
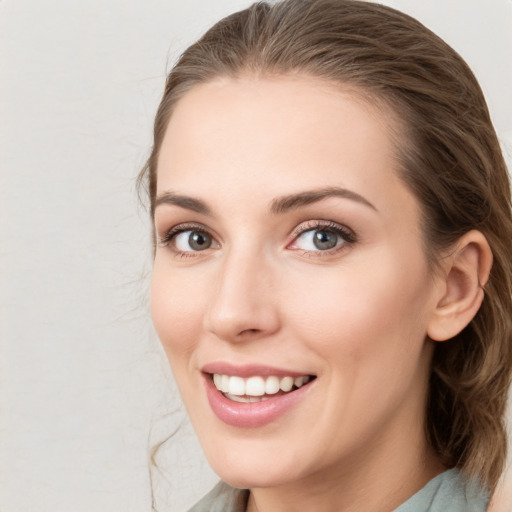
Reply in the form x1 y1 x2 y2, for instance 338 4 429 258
204 242 279 341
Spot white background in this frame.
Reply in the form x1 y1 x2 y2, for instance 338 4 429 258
1 1 511 511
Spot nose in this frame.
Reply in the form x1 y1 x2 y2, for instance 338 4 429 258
203 248 281 343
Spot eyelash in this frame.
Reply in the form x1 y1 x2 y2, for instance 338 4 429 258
289 220 357 257
157 222 211 258
157 220 357 258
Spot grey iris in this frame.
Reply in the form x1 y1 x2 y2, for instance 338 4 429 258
313 230 338 250
189 231 211 251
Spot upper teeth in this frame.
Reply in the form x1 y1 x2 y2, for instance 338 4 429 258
213 374 310 396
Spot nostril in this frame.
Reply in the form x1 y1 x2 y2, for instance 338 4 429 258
236 328 262 337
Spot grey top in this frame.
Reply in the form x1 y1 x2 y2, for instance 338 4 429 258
188 468 489 512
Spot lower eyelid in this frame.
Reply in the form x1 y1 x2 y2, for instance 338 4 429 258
291 239 348 254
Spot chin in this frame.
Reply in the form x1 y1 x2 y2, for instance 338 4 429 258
204 440 308 490
214 464 295 490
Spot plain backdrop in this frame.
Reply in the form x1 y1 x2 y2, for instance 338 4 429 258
1 1 511 511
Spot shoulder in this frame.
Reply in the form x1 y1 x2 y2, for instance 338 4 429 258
187 481 249 512
395 468 490 512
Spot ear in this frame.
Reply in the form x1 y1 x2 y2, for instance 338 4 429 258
427 230 493 342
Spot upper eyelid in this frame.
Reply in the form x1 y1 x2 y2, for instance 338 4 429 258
158 221 212 236
289 219 355 238
159 218 351 234
157 222 215 245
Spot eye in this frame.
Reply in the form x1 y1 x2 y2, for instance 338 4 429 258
289 221 356 253
158 223 218 255
295 228 343 251
174 230 213 252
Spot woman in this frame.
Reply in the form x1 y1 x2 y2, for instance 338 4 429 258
140 1 512 510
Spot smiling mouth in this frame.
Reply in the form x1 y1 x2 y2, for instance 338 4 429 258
210 373 316 403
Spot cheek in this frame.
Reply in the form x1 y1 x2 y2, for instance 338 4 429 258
282 250 432 364
280 253 434 444
150 260 207 361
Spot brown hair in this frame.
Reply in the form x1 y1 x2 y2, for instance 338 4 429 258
139 0 512 490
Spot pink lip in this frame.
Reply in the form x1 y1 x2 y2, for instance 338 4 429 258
202 372 315 428
201 362 312 378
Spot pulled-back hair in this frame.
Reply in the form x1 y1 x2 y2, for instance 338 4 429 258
139 0 512 489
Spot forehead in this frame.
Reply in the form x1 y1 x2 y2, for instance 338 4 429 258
156 75 413 219
159 76 400 181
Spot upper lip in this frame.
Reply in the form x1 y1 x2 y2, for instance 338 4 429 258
201 362 315 378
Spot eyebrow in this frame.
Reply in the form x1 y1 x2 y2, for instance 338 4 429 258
270 186 377 214
154 191 211 215
154 186 376 217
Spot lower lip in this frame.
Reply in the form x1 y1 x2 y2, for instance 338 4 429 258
203 374 314 428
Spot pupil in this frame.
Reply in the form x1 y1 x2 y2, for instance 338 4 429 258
189 231 211 251
313 230 337 250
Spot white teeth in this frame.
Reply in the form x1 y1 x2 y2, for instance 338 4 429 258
220 374 230 393
212 373 312 398
246 376 265 396
294 376 304 387
228 376 245 395
225 394 269 403
265 376 280 395
280 376 294 392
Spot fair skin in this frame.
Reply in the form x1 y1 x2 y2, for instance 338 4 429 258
151 76 491 512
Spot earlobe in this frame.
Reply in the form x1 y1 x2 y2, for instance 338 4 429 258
427 230 493 342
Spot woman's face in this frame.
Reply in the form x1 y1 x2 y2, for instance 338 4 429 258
151 76 443 489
